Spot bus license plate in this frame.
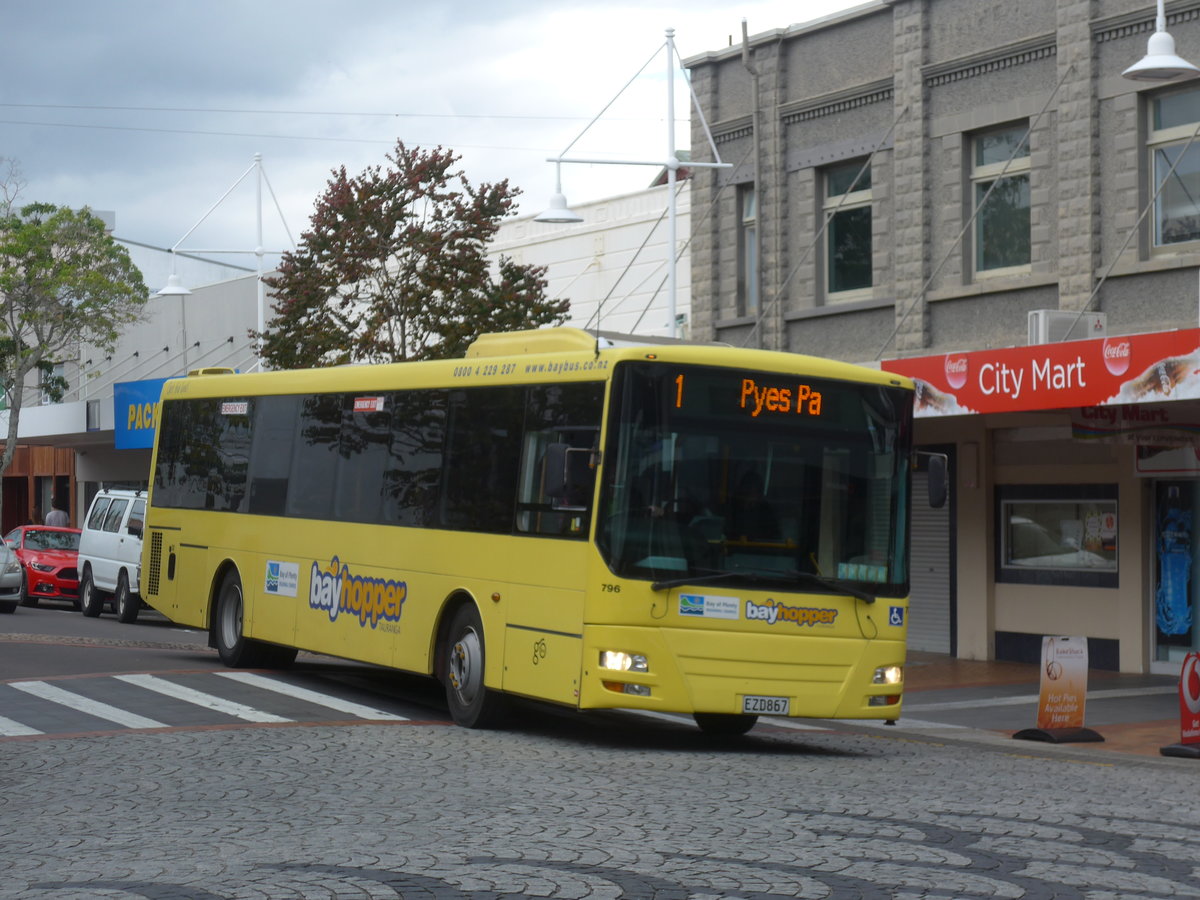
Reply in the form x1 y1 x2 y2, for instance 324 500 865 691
742 695 789 715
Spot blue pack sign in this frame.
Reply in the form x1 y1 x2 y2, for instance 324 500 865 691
889 606 905 627
113 378 169 450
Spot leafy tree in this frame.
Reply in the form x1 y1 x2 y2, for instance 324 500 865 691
259 141 568 368
0 189 150 501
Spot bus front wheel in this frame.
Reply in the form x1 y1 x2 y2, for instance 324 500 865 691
693 713 758 736
214 570 296 669
443 604 507 728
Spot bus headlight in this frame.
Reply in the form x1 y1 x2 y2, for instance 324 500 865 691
599 650 649 673
873 665 903 685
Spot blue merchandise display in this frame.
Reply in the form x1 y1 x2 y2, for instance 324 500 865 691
1157 487 1194 637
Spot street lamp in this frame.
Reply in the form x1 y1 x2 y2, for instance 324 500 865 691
155 153 295 369
535 28 731 338
535 161 583 224
1123 0 1200 81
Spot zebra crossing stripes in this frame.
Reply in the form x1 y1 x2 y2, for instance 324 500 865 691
115 673 293 723
215 671 407 720
0 713 42 737
1 670 419 738
10 681 167 730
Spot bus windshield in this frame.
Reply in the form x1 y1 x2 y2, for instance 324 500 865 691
596 362 913 597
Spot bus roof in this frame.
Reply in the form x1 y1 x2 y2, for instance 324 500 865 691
159 328 912 399
466 327 599 358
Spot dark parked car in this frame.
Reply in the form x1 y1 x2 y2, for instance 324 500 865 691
3 525 83 609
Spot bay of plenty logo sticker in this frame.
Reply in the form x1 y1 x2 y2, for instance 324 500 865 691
309 556 406 628
678 593 739 620
264 561 299 597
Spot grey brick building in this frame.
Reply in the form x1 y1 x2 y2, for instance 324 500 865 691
685 0 1200 677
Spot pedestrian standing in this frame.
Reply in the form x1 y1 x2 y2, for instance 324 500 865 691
44 497 69 527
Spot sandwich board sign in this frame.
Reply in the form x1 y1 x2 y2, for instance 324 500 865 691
1014 636 1103 744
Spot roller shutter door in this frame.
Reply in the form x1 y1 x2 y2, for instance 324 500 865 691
908 471 952 654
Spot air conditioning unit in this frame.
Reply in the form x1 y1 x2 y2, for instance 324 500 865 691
1027 309 1106 345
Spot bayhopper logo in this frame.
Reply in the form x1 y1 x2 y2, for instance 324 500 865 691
1103 338 1132 377
1183 654 1200 715
944 354 969 389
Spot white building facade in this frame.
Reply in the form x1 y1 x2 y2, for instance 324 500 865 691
4 242 261 531
490 182 691 338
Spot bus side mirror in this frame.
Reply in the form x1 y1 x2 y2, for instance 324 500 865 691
926 453 948 509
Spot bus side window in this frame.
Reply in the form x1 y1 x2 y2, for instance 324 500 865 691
246 395 299 517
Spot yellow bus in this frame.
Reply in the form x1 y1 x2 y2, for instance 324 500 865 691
142 327 922 733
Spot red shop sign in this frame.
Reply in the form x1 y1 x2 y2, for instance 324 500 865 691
882 328 1200 416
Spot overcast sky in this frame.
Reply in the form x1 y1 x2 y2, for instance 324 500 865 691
3 1 868 276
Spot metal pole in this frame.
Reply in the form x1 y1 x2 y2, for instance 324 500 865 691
666 28 678 339
255 152 265 366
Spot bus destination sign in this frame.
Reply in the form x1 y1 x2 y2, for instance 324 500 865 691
674 373 823 418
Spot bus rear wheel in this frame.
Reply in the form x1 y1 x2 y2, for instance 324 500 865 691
443 604 507 728
693 713 758 736
214 570 296 669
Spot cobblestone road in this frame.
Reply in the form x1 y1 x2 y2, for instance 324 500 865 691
4 710 1199 899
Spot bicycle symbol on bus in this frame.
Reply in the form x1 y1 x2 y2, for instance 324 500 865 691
532 638 547 666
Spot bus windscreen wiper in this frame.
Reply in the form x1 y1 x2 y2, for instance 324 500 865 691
650 569 741 591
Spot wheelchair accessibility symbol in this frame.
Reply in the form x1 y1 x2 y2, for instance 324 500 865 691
888 606 905 627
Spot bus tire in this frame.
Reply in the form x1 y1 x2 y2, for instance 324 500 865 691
79 569 104 618
115 572 140 624
693 713 758 736
443 604 507 729
214 570 297 669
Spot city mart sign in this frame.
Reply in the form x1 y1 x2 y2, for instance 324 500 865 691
882 327 1200 417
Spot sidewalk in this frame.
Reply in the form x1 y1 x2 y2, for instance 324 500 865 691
901 651 1185 758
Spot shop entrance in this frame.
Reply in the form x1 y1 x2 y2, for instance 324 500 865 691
1152 479 1200 675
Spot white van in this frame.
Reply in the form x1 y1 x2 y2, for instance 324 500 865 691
78 488 146 623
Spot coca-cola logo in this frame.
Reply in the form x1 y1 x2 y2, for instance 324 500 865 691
944 354 969 389
1103 338 1131 376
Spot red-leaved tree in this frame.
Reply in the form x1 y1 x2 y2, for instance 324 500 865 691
259 141 568 368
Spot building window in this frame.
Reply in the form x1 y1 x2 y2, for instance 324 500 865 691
737 185 759 316
40 362 66 405
1150 87 1200 246
824 160 872 296
995 484 1118 588
971 124 1031 274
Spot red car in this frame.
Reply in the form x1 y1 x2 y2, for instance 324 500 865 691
3 525 82 609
